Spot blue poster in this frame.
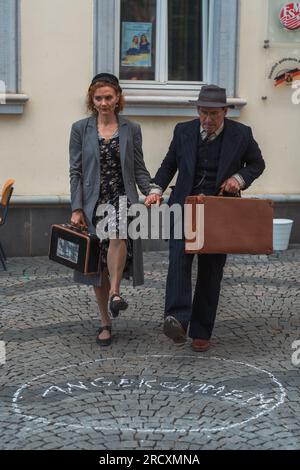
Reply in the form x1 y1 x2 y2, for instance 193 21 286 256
121 22 152 67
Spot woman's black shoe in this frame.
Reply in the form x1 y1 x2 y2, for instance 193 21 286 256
109 294 128 318
96 325 112 346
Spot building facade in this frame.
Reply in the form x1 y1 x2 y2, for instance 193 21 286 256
1 0 300 255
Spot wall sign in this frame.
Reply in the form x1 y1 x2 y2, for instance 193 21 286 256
268 56 300 86
280 3 300 30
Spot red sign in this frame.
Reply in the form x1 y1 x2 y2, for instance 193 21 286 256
280 3 300 29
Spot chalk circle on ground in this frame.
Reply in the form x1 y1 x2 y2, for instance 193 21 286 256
12 354 285 434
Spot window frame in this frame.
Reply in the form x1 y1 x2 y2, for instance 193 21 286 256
94 0 242 116
114 0 208 87
0 0 28 114
0 0 18 93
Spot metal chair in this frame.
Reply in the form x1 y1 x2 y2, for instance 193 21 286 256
0 179 15 270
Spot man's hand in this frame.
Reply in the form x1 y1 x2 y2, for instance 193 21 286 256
220 177 241 194
144 194 163 208
71 209 87 227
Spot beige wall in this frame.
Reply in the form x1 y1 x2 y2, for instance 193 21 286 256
0 0 93 196
1 0 299 196
237 0 300 194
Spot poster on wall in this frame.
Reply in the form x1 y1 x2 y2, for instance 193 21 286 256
121 22 152 67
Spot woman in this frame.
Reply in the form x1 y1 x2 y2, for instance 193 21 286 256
126 35 140 55
139 34 150 54
69 73 159 346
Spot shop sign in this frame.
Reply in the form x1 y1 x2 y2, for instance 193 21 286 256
269 57 300 86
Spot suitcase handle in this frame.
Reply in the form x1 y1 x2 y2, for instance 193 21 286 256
62 223 91 235
218 187 241 197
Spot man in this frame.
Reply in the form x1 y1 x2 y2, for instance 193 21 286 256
145 85 265 352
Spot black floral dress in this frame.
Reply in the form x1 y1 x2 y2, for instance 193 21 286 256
92 130 133 271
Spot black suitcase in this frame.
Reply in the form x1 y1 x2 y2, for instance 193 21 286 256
49 224 100 274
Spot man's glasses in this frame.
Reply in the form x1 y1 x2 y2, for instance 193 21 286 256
197 108 225 120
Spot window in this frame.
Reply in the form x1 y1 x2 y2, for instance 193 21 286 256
95 0 239 114
118 0 203 83
0 0 18 93
0 0 27 114
119 0 157 81
168 0 203 82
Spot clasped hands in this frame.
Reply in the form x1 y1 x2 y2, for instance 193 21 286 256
144 193 163 208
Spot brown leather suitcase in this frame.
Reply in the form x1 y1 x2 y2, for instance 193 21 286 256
49 224 101 274
185 195 273 255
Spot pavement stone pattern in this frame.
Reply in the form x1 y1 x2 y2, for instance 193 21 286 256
0 248 299 450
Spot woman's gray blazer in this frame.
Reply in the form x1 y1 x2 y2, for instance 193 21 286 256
69 115 151 286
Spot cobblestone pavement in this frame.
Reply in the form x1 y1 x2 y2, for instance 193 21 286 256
0 249 299 450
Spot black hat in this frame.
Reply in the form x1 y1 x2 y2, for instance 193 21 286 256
191 84 227 107
90 73 121 91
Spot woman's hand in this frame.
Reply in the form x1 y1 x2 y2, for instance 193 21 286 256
71 210 87 227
